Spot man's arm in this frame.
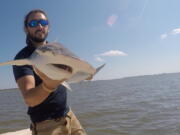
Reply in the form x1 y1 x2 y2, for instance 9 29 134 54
17 75 51 107
17 72 66 107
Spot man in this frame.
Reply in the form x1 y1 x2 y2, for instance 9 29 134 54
13 9 87 135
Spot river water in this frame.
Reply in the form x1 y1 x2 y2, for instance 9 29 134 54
1 73 180 135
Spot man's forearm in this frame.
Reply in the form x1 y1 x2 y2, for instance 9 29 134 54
23 83 53 107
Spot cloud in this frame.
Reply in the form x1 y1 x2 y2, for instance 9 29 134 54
95 56 105 62
99 50 128 56
95 50 127 62
160 34 168 39
161 28 180 39
171 28 180 35
107 14 119 27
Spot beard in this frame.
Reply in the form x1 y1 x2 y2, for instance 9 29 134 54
28 31 48 43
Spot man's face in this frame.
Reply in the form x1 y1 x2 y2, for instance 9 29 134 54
25 12 49 42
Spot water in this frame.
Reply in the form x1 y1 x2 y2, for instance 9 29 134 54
1 73 180 135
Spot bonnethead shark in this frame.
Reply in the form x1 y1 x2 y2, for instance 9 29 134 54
0 42 105 86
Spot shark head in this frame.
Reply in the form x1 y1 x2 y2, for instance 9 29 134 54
35 43 78 58
0 42 105 83
31 43 77 80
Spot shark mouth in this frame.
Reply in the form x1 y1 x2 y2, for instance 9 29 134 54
51 64 73 73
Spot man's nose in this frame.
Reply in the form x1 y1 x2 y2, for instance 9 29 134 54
37 23 43 28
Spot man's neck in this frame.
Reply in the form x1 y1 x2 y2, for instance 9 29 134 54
31 40 46 48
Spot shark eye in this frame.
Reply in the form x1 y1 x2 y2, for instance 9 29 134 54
51 64 72 73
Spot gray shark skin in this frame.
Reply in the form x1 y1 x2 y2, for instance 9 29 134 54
0 42 105 83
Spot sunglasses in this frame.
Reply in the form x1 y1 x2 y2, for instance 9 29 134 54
27 19 49 28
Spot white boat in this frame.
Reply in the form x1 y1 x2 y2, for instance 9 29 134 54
1 129 31 135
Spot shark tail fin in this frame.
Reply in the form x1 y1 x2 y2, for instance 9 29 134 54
94 63 106 75
0 59 31 66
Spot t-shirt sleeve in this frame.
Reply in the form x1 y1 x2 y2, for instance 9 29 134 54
13 65 34 81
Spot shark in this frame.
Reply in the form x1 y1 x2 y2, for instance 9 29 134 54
0 42 105 85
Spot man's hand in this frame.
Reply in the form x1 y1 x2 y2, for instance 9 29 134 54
33 67 66 91
86 75 93 80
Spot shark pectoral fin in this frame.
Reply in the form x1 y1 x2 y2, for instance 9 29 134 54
85 64 105 81
0 59 31 66
94 63 106 75
61 81 72 91
83 64 106 81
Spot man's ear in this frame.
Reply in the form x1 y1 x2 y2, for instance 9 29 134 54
48 26 50 32
24 27 28 34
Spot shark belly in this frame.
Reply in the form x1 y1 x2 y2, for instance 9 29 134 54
35 64 72 80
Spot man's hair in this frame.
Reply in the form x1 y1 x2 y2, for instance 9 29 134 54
24 9 48 28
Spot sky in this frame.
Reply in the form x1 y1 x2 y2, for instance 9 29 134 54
0 0 180 89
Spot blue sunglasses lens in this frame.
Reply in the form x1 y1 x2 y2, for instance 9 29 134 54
39 20 48 26
28 20 38 27
28 20 48 27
